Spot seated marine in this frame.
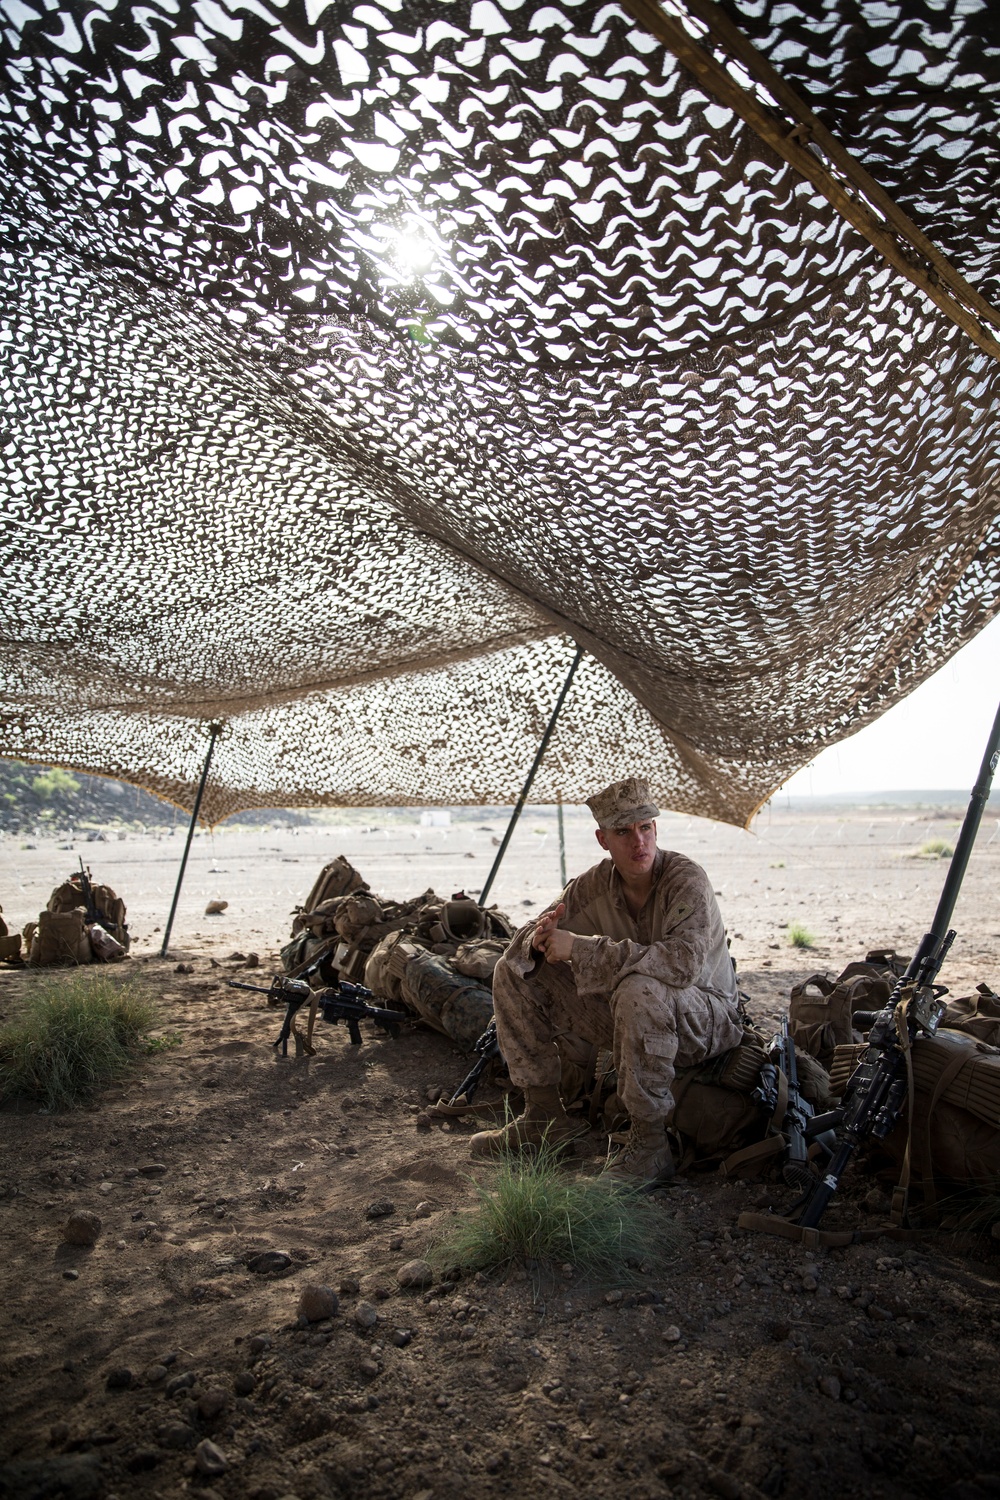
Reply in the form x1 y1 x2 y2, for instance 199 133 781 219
471 775 744 1185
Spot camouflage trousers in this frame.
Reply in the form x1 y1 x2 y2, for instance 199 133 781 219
492 958 744 1125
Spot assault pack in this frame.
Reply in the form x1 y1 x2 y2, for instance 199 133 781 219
22 865 129 967
280 857 513 1052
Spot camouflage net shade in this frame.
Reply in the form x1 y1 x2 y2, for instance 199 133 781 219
1 0 998 828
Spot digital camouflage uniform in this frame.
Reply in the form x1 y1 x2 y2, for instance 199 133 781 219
493 847 743 1125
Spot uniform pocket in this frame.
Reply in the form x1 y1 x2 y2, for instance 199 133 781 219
643 1033 676 1060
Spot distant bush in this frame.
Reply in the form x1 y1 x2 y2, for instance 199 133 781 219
434 1137 682 1285
0 973 156 1110
786 922 815 949
31 768 80 802
919 839 954 859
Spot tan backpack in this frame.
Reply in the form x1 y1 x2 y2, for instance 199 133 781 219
788 950 906 1068
290 857 369 937
0 906 21 963
47 875 129 952
30 909 93 967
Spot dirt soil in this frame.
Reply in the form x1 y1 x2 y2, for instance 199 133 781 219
1 804 999 1500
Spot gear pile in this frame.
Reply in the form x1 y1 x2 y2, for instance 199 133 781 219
1 1 998 827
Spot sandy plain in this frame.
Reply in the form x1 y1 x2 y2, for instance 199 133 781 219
1 800 999 1500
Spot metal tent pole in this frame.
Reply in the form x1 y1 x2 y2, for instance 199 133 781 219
478 648 584 906
160 723 222 958
557 791 567 889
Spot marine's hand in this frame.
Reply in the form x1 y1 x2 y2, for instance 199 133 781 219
533 903 576 963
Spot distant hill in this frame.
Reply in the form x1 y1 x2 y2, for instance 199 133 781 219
1 757 997 835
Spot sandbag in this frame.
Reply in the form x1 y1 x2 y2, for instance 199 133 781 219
30 909 93 967
399 949 494 1051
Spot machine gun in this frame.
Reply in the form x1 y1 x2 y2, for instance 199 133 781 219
794 696 1000 1231
228 975 407 1055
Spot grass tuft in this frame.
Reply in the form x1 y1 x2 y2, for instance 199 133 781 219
786 922 815 949
433 1138 682 1285
918 839 954 859
0 972 157 1110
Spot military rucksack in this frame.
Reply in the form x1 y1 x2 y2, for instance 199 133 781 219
788 949 907 1068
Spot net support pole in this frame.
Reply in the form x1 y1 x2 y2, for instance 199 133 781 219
557 791 567 889
160 723 222 958
478 647 583 906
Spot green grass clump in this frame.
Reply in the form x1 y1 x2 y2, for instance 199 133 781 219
0 972 157 1110
786 922 816 949
435 1139 682 1284
919 839 954 859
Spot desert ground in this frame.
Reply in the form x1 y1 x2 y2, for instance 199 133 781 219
1 800 999 1500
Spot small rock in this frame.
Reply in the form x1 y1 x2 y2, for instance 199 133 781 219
62 1269 80 1281
297 1285 338 1323
198 1388 229 1420
205 901 228 916
98 1182 114 1196
412 1202 433 1220
175 963 194 974
62 1210 102 1246
245 952 260 968
339 1276 361 1295
233 1372 255 1396
415 1112 432 1131
358 1357 380 1378
105 1367 135 1391
604 1290 623 1306
389 1236 404 1251
248 1335 270 1356
49 1423 69 1447
246 1250 292 1275
396 1259 434 1290
145 1365 168 1385
817 1374 842 1401
354 1301 378 1330
393 1329 413 1348
138 1163 167 1177
365 1199 395 1220
157 1421 197 1450
802 1275 818 1293
663 1325 682 1342
165 1371 196 1397
194 1438 229 1476
425 1085 444 1103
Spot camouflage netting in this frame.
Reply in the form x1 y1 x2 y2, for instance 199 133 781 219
1 0 998 827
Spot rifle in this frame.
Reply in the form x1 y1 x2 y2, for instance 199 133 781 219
753 1017 837 1193
795 695 1000 1230
446 1016 500 1109
75 859 116 933
228 975 407 1054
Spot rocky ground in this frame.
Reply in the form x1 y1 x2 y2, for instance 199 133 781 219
1 804 999 1500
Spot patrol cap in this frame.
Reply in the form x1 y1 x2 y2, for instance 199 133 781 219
586 776 660 831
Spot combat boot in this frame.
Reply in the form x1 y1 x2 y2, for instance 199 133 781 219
469 1087 587 1159
605 1120 675 1189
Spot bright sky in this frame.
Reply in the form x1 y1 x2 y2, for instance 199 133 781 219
782 612 1000 796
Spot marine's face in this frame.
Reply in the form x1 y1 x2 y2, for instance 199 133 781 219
596 819 658 880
